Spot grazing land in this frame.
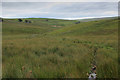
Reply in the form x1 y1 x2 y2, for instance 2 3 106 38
2 17 118 78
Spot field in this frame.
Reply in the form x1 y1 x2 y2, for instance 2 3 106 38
2 17 118 78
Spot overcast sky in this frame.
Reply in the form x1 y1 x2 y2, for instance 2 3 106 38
1 0 120 2
1 2 118 20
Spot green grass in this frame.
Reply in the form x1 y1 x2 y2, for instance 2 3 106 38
49 18 118 36
2 18 118 78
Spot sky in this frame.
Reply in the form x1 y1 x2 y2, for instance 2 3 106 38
1 0 120 2
1 2 118 20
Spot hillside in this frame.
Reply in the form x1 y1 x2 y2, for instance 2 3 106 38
49 18 118 36
2 17 118 78
77 17 117 22
2 18 77 35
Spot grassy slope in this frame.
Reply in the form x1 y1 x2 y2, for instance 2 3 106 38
49 18 118 36
48 18 118 78
3 18 77 35
2 18 118 78
77 17 117 22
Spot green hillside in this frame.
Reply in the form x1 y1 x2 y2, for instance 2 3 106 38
77 17 117 22
2 18 118 78
49 18 118 36
2 18 77 35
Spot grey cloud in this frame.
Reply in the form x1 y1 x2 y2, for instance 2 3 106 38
2 2 118 19
50 2 117 13
2 0 120 2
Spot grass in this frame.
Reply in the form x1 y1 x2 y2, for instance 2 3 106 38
2 18 118 78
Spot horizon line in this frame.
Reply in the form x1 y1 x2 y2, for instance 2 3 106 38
0 16 118 20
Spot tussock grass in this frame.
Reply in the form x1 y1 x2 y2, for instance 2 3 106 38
2 18 118 78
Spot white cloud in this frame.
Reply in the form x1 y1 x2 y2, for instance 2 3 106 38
2 0 120 2
2 2 118 19
103 11 118 15
56 17 96 20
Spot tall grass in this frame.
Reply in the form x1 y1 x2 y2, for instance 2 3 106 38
2 18 118 78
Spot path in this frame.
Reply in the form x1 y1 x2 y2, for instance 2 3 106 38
87 47 97 80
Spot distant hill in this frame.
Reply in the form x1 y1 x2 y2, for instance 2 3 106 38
77 17 118 22
49 18 118 36
2 18 77 35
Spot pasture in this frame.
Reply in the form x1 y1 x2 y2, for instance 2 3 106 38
2 18 118 78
